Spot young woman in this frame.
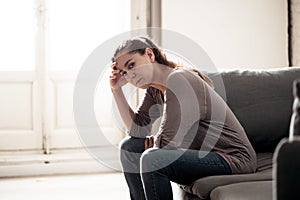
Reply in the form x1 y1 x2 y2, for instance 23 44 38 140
109 37 256 200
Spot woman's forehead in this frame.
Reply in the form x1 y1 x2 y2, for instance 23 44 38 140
115 54 133 69
115 53 141 69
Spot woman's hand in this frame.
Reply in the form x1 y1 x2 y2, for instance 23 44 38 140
109 62 127 92
144 136 154 150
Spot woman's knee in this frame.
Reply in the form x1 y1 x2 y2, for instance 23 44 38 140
119 136 134 151
119 136 146 157
140 148 161 173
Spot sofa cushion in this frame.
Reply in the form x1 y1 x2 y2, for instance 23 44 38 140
180 153 273 199
181 170 272 199
210 181 273 200
208 67 300 152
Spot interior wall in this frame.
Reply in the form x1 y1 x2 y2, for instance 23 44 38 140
162 0 288 69
290 0 300 66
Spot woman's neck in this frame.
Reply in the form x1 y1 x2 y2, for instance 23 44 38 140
150 64 174 93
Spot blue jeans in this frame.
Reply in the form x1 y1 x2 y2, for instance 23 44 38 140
119 136 232 200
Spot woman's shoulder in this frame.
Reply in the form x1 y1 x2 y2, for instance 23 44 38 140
167 67 204 86
165 68 207 99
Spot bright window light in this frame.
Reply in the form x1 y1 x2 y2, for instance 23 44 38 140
48 0 131 72
0 0 35 71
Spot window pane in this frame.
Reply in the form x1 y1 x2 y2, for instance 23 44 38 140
0 0 35 71
48 0 131 71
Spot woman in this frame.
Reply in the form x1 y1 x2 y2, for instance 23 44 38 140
109 37 256 200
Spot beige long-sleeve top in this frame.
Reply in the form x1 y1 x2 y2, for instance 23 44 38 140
128 68 257 174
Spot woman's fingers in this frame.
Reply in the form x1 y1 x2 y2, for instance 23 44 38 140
111 62 120 72
149 136 154 147
112 69 120 75
144 138 149 149
109 61 127 90
110 62 121 76
144 136 154 150
111 62 116 69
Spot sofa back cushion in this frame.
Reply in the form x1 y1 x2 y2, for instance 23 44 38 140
208 67 300 153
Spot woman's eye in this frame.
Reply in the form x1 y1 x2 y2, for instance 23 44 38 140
120 71 127 76
128 63 134 69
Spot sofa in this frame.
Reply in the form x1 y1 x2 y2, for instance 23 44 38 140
177 67 300 200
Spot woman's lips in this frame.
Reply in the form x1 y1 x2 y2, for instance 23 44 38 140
136 79 142 85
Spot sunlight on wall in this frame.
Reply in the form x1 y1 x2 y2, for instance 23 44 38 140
0 0 35 70
162 0 288 69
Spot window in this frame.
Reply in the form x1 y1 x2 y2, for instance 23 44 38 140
48 0 130 72
0 0 35 71
0 0 131 151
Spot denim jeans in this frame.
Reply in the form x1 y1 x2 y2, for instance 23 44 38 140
119 136 232 200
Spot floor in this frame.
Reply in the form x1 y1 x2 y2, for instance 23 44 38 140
0 172 183 200
0 173 130 200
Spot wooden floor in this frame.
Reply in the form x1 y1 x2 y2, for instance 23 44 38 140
0 173 130 200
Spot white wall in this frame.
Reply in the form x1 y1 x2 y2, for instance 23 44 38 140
291 0 300 66
162 0 288 69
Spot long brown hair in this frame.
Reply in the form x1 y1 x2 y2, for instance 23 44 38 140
112 37 214 88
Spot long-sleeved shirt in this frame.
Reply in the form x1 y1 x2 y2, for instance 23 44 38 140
128 68 257 174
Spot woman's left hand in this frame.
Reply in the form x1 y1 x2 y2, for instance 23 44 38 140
144 136 154 150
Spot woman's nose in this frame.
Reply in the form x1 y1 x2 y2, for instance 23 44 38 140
126 70 136 79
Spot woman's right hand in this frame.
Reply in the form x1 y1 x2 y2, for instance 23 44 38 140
109 62 128 92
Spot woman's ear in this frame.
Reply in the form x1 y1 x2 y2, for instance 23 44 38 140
145 48 155 62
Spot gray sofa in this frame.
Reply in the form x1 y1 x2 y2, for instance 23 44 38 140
178 67 300 200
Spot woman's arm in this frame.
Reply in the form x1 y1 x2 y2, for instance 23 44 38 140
109 62 134 131
112 88 134 131
110 63 162 137
112 87 163 137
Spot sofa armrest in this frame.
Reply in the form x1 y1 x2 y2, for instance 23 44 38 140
273 137 300 200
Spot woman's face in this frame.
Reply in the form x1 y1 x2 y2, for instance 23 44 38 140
115 49 155 89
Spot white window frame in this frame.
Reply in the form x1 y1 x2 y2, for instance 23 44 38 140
0 0 135 177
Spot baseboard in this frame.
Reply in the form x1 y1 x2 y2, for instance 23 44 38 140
0 147 121 178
